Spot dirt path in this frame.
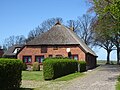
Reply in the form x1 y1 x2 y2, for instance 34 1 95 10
61 65 120 90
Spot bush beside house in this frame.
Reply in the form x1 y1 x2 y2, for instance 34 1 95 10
78 61 86 72
22 63 27 70
43 58 78 80
0 58 23 89
33 62 40 71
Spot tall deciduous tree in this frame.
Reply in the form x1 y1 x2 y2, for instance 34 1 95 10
92 15 115 64
88 0 120 64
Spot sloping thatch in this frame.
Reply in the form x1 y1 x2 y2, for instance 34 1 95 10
3 45 23 57
27 23 96 56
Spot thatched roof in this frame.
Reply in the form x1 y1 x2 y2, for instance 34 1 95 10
27 23 96 56
3 45 23 56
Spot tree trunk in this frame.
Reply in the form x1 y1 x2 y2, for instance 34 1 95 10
117 47 120 64
106 50 110 64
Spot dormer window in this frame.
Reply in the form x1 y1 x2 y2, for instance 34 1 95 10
13 48 20 54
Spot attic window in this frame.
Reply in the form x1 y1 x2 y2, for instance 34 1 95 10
53 46 58 50
13 48 20 54
41 46 47 53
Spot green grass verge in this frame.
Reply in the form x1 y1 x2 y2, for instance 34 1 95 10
116 76 120 90
22 71 43 81
54 72 84 81
116 82 120 90
22 71 84 81
21 71 85 90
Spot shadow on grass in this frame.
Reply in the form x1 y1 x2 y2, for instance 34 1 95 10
19 88 34 90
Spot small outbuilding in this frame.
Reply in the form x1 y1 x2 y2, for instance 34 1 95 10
3 45 23 58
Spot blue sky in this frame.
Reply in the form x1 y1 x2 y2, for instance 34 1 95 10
0 0 88 43
0 0 117 60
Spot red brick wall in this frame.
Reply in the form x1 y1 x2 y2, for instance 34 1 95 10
17 45 86 64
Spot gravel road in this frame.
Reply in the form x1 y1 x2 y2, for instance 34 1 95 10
61 65 120 90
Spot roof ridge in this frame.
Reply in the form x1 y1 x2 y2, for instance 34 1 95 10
55 21 61 25
64 26 96 56
64 26 80 44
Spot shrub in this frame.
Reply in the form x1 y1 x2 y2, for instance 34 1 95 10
22 63 27 70
78 61 86 72
0 58 23 90
33 62 40 71
43 58 78 80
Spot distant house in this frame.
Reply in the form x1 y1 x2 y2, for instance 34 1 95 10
0 49 4 58
3 45 23 58
17 22 97 69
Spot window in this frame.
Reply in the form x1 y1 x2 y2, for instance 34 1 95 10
71 55 78 60
23 56 32 63
53 46 58 50
41 46 47 53
56 54 63 57
74 55 78 60
49 55 53 58
35 56 44 63
13 48 21 54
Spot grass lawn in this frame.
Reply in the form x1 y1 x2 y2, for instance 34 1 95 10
116 76 120 90
21 71 85 90
22 71 43 81
22 71 84 81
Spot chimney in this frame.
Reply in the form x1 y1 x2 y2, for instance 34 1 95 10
69 27 74 31
69 21 75 31
55 21 61 25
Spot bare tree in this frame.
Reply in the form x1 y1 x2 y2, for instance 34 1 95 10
66 20 79 32
3 35 26 49
15 35 26 45
77 14 95 47
27 17 63 42
41 17 63 31
66 14 95 47
27 26 44 42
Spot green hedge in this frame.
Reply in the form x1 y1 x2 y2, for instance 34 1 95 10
78 61 86 72
43 58 78 80
0 58 23 90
